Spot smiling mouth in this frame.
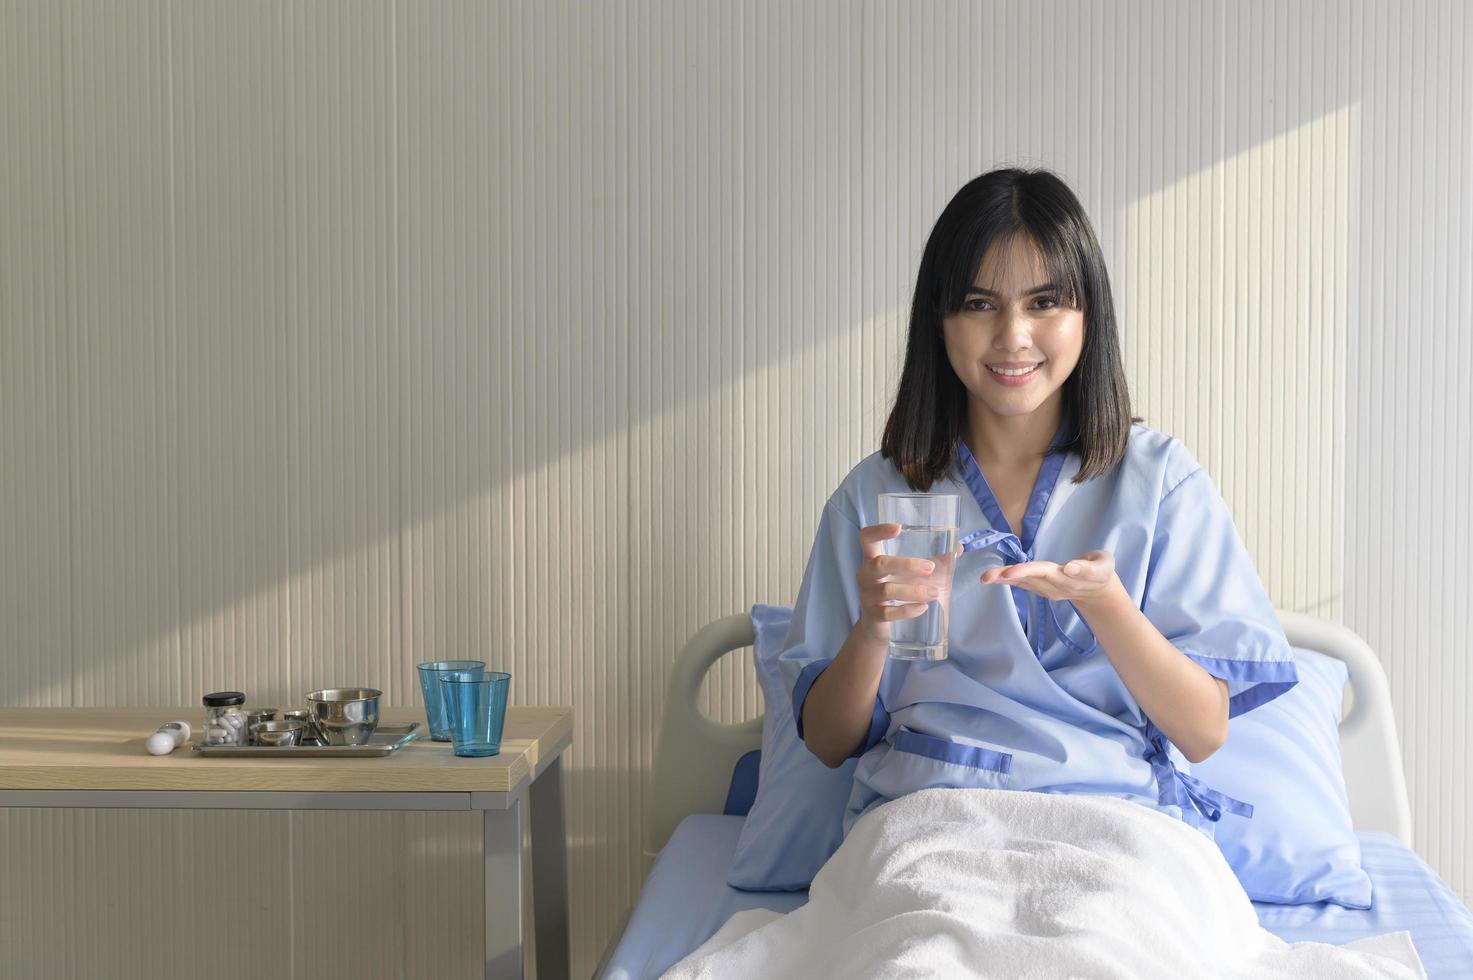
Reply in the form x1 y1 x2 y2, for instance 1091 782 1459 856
987 363 1042 378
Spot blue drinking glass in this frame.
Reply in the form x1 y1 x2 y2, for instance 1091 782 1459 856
440 670 512 758
415 660 486 741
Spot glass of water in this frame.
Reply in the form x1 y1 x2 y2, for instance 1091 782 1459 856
878 492 959 661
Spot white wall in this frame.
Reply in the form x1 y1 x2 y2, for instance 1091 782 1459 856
2 1 1468 976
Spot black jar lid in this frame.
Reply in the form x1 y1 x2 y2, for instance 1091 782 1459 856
202 691 245 707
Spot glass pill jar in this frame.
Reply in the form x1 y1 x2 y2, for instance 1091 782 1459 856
202 691 248 746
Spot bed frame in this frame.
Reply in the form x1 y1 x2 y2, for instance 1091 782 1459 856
644 610 1414 865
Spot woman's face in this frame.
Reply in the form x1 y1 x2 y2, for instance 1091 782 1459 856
941 234 1086 424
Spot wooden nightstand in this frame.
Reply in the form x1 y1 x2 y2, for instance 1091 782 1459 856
0 704 573 979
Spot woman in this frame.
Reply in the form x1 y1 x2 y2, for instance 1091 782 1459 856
778 167 1298 838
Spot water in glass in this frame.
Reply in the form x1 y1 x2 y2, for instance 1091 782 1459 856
884 523 959 660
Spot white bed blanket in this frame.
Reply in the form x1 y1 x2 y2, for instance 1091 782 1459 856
660 788 1425 980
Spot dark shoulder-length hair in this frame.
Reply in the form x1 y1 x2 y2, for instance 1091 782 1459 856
881 167 1138 490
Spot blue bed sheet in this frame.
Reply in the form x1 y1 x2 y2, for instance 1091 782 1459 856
600 815 1473 980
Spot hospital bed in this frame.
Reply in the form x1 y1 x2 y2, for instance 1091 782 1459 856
597 611 1473 979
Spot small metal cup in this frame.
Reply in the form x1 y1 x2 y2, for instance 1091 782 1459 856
243 708 278 743
250 720 306 747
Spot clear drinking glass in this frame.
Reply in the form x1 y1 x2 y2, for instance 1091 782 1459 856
878 492 960 661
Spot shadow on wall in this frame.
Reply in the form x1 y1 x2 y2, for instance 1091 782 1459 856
4 5 1370 699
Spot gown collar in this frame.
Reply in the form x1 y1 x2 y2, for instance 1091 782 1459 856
955 420 1093 657
955 420 1070 553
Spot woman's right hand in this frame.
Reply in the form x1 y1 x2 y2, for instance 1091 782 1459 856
854 522 944 644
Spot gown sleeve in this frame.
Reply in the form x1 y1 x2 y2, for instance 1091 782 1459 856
1142 466 1299 717
776 496 890 758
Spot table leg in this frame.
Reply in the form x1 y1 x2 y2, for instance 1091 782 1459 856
484 796 524 979
530 754 571 980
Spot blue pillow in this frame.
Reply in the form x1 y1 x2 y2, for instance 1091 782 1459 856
1193 646 1373 908
727 604 855 891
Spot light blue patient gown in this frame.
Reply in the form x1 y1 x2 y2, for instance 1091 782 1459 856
777 422 1299 838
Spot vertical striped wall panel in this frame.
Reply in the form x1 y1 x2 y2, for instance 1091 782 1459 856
1 2 1469 976
1344 0 1473 898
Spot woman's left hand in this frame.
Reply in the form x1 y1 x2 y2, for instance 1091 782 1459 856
980 550 1122 608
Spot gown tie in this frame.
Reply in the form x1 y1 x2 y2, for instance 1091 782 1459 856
960 528 1099 657
1144 728 1253 822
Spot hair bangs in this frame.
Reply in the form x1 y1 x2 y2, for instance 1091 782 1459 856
936 219 1088 317
1021 218 1089 312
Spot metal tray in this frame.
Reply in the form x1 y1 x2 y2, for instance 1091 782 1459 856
190 722 421 758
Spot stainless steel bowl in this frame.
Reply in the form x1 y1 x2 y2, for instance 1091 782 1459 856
305 688 381 745
250 720 306 747
280 708 321 744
